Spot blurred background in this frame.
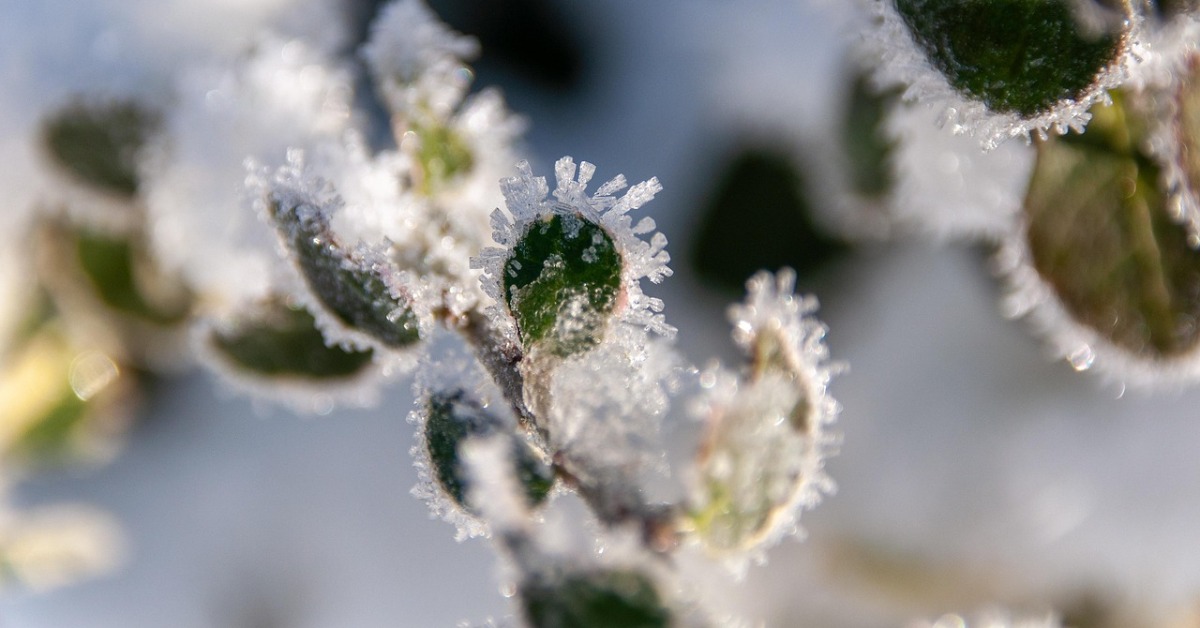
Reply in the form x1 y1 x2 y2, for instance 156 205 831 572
5 1 1200 626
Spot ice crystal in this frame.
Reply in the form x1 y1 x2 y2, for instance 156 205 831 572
688 270 840 560
867 0 1143 150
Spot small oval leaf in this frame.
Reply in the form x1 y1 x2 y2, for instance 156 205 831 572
210 299 374 379
269 199 420 349
520 569 671 628
1025 91 1200 359
425 389 553 509
41 100 158 198
894 0 1127 117
504 213 622 358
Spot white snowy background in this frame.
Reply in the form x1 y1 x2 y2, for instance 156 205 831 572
4 0 1200 626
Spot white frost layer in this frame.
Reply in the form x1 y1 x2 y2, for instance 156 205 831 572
886 101 1036 241
142 35 354 314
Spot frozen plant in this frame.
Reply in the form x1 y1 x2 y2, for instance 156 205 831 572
6 0 843 624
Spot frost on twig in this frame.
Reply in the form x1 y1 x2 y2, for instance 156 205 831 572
686 270 840 561
867 0 1142 150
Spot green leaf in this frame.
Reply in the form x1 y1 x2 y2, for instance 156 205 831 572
894 0 1126 117
504 213 622 358
210 299 375 378
520 569 671 628
413 121 474 195
70 226 191 326
269 199 420 349
843 73 899 200
41 99 158 198
1025 90 1200 358
425 390 553 509
691 149 847 293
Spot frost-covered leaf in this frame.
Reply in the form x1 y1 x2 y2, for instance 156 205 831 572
268 197 420 350
208 299 374 379
1152 0 1200 19
41 99 158 198
687 270 839 556
894 0 1128 118
473 157 674 356
692 149 847 292
519 568 671 628
504 212 622 358
424 389 553 509
1023 91 1200 360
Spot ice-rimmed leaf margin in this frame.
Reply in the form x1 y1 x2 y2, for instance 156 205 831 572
267 196 421 349
423 389 553 509
197 297 387 412
259 153 426 356
472 157 675 358
998 87 1200 384
869 0 1140 149
686 270 840 558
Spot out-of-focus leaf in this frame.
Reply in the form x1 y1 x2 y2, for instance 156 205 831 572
41 100 158 198
413 121 474 194
843 74 899 200
520 568 671 628
1025 91 1200 358
210 300 374 379
691 149 848 293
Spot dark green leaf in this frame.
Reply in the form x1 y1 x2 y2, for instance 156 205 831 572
1025 91 1200 358
895 0 1126 117
691 148 848 293
520 569 671 628
425 389 553 508
42 99 158 198
71 226 191 326
504 213 622 357
269 199 420 349
210 300 374 378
